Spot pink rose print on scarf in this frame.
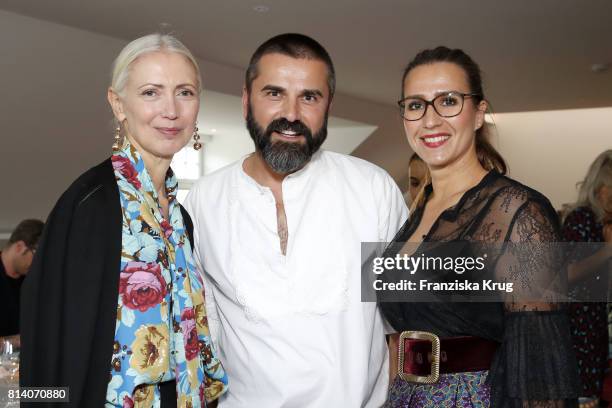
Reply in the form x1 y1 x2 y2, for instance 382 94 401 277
122 395 134 408
160 219 174 239
112 155 142 189
199 382 205 404
180 308 200 361
119 261 167 312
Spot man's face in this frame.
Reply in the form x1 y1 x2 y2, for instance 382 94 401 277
13 241 35 277
243 53 331 174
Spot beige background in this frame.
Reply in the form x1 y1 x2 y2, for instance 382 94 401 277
0 3 610 236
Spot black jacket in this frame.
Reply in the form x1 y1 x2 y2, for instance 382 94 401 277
20 159 193 407
0 251 24 336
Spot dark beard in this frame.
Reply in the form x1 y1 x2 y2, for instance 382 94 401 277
246 103 328 174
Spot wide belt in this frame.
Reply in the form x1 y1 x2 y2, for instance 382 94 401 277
393 331 499 384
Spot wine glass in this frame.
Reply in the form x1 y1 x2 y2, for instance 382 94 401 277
0 337 19 385
0 337 20 407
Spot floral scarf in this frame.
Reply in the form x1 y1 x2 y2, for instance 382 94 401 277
105 143 228 407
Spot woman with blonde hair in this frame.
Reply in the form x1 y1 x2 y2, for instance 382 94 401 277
406 152 429 206
562 150 612 407
20 33 227 407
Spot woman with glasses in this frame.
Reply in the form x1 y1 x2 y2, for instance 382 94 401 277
380 47 579 407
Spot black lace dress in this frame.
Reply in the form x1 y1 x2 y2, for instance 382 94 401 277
381 171 580 407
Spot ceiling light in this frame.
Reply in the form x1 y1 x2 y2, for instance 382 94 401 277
253 5 270 13
210 128 217 133
591 63 610 73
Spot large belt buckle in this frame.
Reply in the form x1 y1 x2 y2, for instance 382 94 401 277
398 331 441 384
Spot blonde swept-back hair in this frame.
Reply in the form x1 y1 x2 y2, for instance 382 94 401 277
110 33 202 96
408 152 430 214
571 149 612 222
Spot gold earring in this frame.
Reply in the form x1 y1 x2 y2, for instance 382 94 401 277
193 125 202 151
112 124 122 151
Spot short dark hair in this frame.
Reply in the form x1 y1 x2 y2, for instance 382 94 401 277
401 46 484 102
401 46 506 175
245 33 336 98
8 219 44 249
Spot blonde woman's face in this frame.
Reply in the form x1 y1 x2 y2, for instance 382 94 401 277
402 62 486 171
408 159 428 201
109 51 200 160
598 185 612 215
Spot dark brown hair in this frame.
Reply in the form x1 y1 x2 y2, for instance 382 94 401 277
7 219 44 249
245 33 335 98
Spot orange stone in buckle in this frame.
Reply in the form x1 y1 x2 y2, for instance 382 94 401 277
398 330 441 384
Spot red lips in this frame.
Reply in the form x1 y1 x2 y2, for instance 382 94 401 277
420 133 450 148
156 127 181 135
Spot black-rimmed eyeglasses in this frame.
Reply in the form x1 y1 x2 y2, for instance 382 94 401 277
397 91 481 121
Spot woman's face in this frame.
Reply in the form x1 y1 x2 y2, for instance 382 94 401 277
408 159 428 201
402 62 486 171
598 185 612 215
109 51 200 161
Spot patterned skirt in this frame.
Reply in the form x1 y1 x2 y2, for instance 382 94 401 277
384 371 490 408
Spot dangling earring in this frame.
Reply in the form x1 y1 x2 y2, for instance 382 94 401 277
193 124 202 151
112 123 122 151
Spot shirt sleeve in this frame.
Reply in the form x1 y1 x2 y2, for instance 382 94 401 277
183 182 222 347
374 169 409 243
488 199 580 407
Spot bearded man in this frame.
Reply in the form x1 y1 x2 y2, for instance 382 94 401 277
185 33 407 407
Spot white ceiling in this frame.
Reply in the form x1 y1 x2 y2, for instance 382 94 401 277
487 107 612 208
1 1 611 233
2 0 611 112
0 8 383 232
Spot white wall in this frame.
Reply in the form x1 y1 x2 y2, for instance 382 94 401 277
196 91 376 175
491 107 612 209
3 9 606 235
0 10 405 233
0 11 125 233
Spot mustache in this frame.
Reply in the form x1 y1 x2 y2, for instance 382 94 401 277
266 118 312 140
245 102 328 174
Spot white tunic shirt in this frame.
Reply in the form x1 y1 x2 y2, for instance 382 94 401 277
185 150 407 408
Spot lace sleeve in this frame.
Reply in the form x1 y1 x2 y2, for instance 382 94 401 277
487 198 580 407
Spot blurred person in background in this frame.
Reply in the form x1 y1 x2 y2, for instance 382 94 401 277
0 219 43 337
20 33 227 407
405 152 429 206
562 149 612 408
